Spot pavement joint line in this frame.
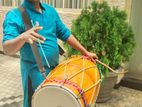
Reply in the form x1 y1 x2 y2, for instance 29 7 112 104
0 95 23 106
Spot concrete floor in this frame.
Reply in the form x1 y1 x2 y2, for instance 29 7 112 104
0 54 142 107
96 87 142 107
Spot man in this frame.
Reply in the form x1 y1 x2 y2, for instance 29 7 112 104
3 0 98 107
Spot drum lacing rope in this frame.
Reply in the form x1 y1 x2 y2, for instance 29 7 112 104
45 79 88 107
47 57 82 79
62 61 68 86
81 56 100 106
80 58 85 89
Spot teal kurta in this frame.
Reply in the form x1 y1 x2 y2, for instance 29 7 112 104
3 1 71 107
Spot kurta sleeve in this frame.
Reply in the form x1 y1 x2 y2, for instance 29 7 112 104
54 9 71 42
3 10 20 43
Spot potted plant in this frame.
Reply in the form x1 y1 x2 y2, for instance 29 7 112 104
64 0 135 103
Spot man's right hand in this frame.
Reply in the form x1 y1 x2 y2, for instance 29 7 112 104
19 26 46 44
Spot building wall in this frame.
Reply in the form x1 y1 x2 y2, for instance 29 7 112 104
128 0 142 80
0 0 93 8
0 0 127 9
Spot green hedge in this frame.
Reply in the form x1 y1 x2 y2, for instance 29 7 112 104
64 1 135 73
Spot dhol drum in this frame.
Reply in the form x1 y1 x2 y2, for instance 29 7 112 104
32 55 101 107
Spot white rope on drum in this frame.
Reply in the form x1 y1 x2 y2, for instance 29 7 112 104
47 57 82 79
80 57 85 89
63 61 68 81
93 83 101 106
89 64 97 106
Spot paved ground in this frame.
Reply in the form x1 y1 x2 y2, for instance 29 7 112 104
0 54 23 107
0 53 142 107
96 87 142 107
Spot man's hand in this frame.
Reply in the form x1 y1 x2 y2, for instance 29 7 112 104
83 51 98 61
3 24 45 55
19 25 45 44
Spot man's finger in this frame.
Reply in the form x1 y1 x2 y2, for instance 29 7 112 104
36 21 39 27
30 32 45 41
31 35 37 42
33 26 43 31
93 54 98 59
95 55 98 59
28 38 33 44
31 36 44 43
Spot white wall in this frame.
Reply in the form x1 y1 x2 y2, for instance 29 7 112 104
0 0 93 8
128 0 142 80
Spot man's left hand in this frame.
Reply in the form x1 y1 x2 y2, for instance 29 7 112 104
84 51 98 61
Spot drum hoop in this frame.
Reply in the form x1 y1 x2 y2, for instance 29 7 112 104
45 79 88 107
32 84 82 107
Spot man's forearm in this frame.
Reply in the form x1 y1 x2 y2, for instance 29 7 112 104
66 35 88 55
3 26 45 55
3 35 25 55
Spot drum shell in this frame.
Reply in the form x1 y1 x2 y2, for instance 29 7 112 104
46 56 101 106
33 56 101 107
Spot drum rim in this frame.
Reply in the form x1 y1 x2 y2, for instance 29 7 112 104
32 84 82 107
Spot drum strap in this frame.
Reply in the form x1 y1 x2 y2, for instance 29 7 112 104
18 6 46 77
45 79 88 107
19 6 46 107
18 6 65 77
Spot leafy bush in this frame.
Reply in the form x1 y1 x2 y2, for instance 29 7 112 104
64 0 135 73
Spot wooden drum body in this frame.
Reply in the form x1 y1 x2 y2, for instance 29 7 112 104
32 56 101 107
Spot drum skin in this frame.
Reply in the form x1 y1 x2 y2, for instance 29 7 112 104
33 55 100 107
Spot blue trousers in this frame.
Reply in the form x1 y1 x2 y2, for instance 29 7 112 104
20 60 54 107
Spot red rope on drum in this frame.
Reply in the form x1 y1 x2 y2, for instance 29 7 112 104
45 79 88 107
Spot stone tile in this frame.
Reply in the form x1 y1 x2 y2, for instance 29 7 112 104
0 54 142 107
0 54 23 107
96 87 142 107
